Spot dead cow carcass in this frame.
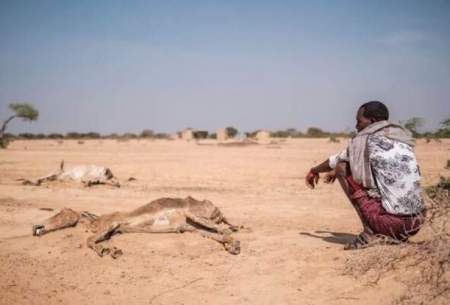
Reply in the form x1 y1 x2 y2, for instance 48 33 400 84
32 196 241 257
20 161 120 187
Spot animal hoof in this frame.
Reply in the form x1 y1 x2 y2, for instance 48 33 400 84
32 225 45 236
94 244 110 257
229 225 239 232
225 240 241 255
110 247 123 259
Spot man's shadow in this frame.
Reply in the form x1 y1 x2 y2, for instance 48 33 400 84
299 230 357 245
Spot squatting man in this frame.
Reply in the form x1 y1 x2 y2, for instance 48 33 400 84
305 101 425 249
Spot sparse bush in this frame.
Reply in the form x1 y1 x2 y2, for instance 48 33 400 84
306 127 329 137
328 136 340 143
245 131 258 138
48 133 64 139
18 133 37 139
105 133 119 139
271 128 303 138
4 133 16 139
140 129 154 138
85 132 100 139
66 132 82 139
193 131 208 139
153 133 170 140
446 160 450 170
208 133 217 139
436 118 450 138
121 133 138 139
77 140 85 145
426 176 450 200
402 117 424 138
0 133 16 148
0 137 9 148
271 130 289 138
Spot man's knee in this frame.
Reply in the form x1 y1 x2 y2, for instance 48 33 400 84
335 162 350 177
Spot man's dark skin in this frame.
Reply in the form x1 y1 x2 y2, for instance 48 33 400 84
305 107 376 240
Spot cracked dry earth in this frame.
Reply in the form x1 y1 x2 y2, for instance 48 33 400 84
1 138 449 305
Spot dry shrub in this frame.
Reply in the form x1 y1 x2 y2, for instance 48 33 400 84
0 137 10 148
77 140 84 145
343 177 450 305
329 136 340 143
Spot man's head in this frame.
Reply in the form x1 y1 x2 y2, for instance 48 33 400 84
356 101 389 132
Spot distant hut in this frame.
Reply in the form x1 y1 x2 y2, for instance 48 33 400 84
217 128 228 142
181 129 209 141
181 129 194 141
170 133 180 140
255 130 271 142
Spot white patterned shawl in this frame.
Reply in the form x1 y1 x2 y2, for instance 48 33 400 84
348 120 415 189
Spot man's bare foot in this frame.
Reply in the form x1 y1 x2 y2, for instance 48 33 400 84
344 232 378 250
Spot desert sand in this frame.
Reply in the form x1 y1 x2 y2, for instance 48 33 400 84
0 138 449 305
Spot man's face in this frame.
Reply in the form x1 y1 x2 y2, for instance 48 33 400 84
355 108 372 132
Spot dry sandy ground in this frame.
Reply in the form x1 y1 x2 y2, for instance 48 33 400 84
0 138 448 305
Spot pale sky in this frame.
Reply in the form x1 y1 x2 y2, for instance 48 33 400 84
1 0 449 134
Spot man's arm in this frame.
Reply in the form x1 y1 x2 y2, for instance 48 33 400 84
305 159 332 189
305 148 349 189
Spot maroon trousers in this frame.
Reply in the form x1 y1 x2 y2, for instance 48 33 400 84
346 176 425 241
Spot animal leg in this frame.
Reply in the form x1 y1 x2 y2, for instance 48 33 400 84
185 212 229 234
221 217 241 232
24 161 64 186
196 229 240 255
86 222 121 257
32 208 80 236
83 178 120 188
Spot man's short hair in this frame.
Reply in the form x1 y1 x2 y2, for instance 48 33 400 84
359 101 389 121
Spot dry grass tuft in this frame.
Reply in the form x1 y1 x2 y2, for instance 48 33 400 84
343 177 450 305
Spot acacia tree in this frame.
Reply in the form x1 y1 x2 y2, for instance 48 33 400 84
438 118 450 137
225 126 238 138
403 117 424 138
1 103 39 147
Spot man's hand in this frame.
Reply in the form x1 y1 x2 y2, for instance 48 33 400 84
324 170 337 184
305 169 320 189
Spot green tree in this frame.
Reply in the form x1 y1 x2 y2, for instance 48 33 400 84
306 127 328 137
140 129 154 138
438 118 450 137
225 126 238 138
1 103 39 148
